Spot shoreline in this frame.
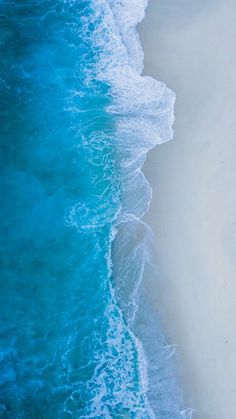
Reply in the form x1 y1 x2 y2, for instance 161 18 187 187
139 0 236 417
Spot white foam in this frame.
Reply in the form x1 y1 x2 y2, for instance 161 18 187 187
83 1 187 417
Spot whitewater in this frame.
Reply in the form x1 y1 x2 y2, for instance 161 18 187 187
0 0 189 417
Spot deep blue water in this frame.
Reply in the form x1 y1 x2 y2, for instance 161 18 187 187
0 0 187 417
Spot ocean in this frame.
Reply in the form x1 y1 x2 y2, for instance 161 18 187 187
0 0 188 417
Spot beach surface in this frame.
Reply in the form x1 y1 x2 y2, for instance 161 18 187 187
139 1 236 418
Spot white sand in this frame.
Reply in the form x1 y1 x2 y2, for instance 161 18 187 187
139 1 236 418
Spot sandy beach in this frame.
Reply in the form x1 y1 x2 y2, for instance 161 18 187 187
139 1 236 418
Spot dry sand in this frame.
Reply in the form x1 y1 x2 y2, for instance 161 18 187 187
139 1 236 418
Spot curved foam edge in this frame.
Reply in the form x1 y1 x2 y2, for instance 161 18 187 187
90 0 192 417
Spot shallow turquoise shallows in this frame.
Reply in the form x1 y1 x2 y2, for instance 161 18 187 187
0 0 186 418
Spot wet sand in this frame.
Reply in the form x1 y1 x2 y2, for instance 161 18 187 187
139 1 236 417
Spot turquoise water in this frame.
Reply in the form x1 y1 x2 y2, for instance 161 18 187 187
0 0 187 417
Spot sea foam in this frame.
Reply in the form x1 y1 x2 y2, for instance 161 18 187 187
86 0 191 417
